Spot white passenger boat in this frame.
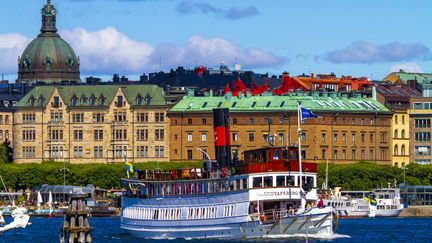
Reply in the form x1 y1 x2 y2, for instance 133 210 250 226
323 188 369 218
121 146 337 239
368 187 403 217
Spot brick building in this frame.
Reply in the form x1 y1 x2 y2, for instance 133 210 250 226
408 97 432 165
168 91 393 165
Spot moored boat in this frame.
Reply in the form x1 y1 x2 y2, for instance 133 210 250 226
368 187 404 217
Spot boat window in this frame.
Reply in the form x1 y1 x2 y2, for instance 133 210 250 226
264 176 273 187
306 176 315 187
273 149 281 160
252 177 262 188
282 149 289 159
287 176 295 186
276 176 285 187
242 179 248 189
289 149 298 160
229 180 235 191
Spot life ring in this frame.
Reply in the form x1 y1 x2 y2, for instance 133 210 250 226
379 200 383 203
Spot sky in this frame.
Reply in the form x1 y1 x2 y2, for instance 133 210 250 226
1 0 432 81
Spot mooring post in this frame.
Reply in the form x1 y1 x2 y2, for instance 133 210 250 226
60 193 92 243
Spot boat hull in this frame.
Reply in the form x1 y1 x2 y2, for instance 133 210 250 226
121 207 335 239
375 209 403 217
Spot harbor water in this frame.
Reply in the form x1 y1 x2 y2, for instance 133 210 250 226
0 217 431 242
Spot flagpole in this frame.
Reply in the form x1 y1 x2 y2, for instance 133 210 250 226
297 102 302 190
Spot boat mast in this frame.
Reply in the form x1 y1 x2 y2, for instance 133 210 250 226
297 102 303 190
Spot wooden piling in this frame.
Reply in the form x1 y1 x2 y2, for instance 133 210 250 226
60 193 93 243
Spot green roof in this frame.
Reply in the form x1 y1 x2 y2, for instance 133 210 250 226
388 72 432 88
16 84 167 107
169 92 392 114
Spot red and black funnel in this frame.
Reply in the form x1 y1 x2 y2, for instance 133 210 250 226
213 108 232 169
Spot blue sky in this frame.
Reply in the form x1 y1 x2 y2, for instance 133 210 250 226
1 0 432 81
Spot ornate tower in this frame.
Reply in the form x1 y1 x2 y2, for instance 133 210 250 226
17 0 80 84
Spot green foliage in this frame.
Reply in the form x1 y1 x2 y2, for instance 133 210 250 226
0 161 203 190
317 162 432 190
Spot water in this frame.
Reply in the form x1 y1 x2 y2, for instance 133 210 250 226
1 217 431 242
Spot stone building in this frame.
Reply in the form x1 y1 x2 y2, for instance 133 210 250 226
408 97 432 165
13 85 169 163
168 91 393 165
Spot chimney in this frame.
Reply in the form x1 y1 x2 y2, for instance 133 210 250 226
213 108 232 171
311 73 315 79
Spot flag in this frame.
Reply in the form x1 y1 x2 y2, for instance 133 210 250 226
299 103 318 120
125 162 134 173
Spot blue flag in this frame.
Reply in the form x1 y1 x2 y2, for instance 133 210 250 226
300 105 318 120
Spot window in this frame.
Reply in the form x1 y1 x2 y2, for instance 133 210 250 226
114 112 126 122
155 129 165 141
322 149 326 159
395 115 398 124
394 145 398 156
333 133 338 142
342 149 346 159
361 133 365 143
301 132 306 142
264 117 271 124
73 130 83 141
155 113 165 123
415 132 431 142
202 118 207 125
401 130 405 139
201 133 207 142
401 145 406 156
351 149 356 160
22 146 36 158
93 113 105 123
415 146 431 156
188 119 192 125
278 133 284 142
136 95 142 105
49 146 63 158
72 113 84 123
233 118 238 124
137 112 149 123
22 113 36 124
394 129 398 139
137 129 148 141
402 115 405 124
137 146 148 158
117 96 123 107
249 133 254 142
342 133 347 142
155 146 165 157
53 96 60 107
322 133 326 142
370 133 374 143
187 149 193 160
380 133 387 142
114 146 126 158
232 133 238 142
22 130 36 141
94 146 103 158
249 117 254 124
73 146 83 158
187 133 193 142
49 129 63 141
361 149 365 160
370 149 374 160
415 119 431 128
89 95 96 106
114 129 127 140
94 130 103 140
352 133 356 142
50 112 63 123
380 149 387 160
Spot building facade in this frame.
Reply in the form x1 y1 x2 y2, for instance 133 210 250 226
168 91 393 165
375 85 422 167
408 97 432 165
13 85 169 163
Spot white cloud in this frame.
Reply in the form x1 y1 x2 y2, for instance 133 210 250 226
0 27 286 76
390 62 423 73
0 33 30 74
61 27 285 74
320 41 431 64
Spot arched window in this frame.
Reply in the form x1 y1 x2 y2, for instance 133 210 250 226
89 95 96 106
80 95 87 105
394 145 398 156
71 95 77 106
136 94 143 105
99 95 105 106
401 145 405 156
401 129 405 138
394 129 398 139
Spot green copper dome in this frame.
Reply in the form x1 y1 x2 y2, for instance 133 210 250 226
17 0 80 83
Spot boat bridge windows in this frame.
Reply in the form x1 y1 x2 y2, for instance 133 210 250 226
250 174 316 189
